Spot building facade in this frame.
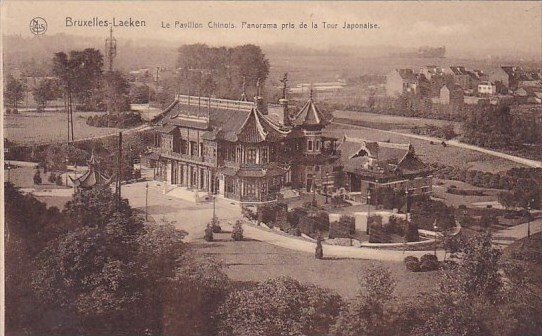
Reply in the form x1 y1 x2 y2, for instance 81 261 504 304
151 92 339 204
337 136 433 203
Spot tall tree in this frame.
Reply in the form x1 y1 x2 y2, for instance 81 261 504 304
4 74 25 108
33 78 61 110
102 70 130 113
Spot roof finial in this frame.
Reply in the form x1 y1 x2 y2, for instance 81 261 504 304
256 77 261 97
280 73 288 100
241 76 247 101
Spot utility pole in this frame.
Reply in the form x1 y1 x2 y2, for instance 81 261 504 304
116 131 123 207
105 26 117 72
145 182 149 221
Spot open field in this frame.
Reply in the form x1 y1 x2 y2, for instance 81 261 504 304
193 235 437 299
327 123 526 173
432 179 501 208
333 110 462 133
4 111 124 145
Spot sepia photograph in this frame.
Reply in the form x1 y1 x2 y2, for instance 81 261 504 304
1 1 542 335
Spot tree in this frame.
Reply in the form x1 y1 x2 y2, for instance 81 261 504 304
33 78 61 110
4 74 25 108
53 49 104 112
331 264 396 336
218 276 343 336
63 185 133 229
4 184 70 334
102 71 131 113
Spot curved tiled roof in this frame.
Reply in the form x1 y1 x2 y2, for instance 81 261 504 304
291 98 327 128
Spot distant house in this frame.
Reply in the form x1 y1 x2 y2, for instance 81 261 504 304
449 66 471 90
477 81 497 96
420 65 444 80
337 135 433 203
436 83 464 105
515 87 542 104
501 66 542 90
386 69 420 97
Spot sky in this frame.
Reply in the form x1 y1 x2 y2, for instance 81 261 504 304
2 1 541 58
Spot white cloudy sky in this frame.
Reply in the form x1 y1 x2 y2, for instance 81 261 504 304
2 1 541 57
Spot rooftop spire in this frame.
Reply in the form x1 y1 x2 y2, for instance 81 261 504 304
280 73 288 100
309 83 314 100
256 77 261 97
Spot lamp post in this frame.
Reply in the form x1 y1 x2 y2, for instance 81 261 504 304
433 220 439 256
7 164 11 183
65 157 69 186
145 182 149 221
527 198 534 239
367 188 372 234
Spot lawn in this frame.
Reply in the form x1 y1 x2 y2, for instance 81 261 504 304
193 233 438 299
326 123 525 173
4 111 124 145
333 110 462 133
432 179 501 208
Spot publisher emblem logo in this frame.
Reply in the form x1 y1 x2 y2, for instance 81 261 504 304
30 17 47 35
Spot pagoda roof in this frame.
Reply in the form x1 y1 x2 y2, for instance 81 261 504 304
70 169 113 189
291 97 327 128
156 95 291 143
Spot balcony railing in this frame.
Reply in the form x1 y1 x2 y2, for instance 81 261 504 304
224 192 278 203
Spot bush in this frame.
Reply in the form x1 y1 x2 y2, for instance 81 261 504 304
404 256 419 264
33 169 42 185
287 226 301 236
404 221 420 242
329 216 355 239
48 172 57 183
231 220 244 241
204 223 214 242
405 260 421 272
211 217 222 233
420 254 439 271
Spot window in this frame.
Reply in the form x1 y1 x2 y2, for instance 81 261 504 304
244 181 256 196
316 140 321 151
261 147 268 163
308 140 313 151
190 141 197 156
246 147 257 164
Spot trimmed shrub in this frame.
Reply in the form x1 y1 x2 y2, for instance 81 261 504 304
48 172 57 183
404 256 419 264
315 236 323 259
329 216 355 239
204 223 214 242
420 254 439 271
33 169 42 185
211 217 222 233
231 220 244 241
404 221 420 242
405 260 421 272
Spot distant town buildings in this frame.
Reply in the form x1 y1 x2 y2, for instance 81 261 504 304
385 64 542 111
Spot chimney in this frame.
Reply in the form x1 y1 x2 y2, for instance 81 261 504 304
280 98 290 126
254 96 266 114
254 77 266 114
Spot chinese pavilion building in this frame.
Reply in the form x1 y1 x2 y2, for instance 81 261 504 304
151 89 339 204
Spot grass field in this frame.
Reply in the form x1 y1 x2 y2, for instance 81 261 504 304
4 111 124 145
193 234 437 299
327 123 525 173
333 110 462 133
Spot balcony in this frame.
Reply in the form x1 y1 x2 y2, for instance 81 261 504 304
224 192 278 203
